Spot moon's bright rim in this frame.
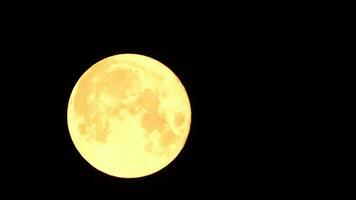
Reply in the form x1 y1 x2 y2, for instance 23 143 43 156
67 53 191 178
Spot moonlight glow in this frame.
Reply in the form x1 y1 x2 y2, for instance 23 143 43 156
67 54 191 178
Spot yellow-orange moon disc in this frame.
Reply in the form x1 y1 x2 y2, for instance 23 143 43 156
67 54 191 178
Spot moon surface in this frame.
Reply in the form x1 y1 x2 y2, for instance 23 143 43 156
67 54 191 178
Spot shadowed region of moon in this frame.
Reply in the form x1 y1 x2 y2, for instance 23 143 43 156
73 67 139 143
67 53 191 178
175 112 185 127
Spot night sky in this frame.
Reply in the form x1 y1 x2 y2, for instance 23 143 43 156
4 2 352 199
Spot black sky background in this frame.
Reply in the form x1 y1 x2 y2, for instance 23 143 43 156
2 2 353 199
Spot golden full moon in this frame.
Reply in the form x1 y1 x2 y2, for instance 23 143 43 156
67 54 191 178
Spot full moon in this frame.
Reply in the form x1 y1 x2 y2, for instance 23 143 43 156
67 54 191 178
